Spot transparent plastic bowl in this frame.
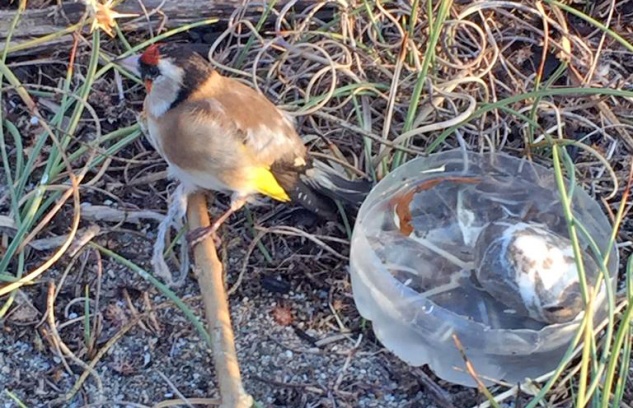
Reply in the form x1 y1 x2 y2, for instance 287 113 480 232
349 149 618 387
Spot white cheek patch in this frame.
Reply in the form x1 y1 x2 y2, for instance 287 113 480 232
157 59 184 84
146 59 185 118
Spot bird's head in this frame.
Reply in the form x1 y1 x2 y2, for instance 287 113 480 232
116 43 214 116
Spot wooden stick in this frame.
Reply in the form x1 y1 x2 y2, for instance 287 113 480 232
186 192 253 408
0 0 326 56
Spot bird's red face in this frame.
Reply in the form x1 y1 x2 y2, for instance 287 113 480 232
117 43 188 92
138 43 162 91
116 43 216 117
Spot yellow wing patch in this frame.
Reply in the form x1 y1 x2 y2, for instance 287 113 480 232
250 167 291 202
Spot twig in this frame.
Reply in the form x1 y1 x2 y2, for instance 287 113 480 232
452 334 501 408
60 303 174 405
333 334 363 391
143 291 162 334
47 282 104 406
122 288 151 334
155 370 195 408
412 368 458 408
153 398 221 408
186 192 254 408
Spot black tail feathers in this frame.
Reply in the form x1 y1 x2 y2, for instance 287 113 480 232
301 160 373 209
272 158 374 221
294 160 373 220
286 177 341 220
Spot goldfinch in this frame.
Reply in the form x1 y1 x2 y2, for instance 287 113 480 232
116 43 371 244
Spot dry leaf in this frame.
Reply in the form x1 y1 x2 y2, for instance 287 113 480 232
271 305 294 326
390 176 482 235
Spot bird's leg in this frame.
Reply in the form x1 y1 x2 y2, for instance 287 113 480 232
187 194 248 247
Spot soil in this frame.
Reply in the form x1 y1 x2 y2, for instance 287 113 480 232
1 1 632 408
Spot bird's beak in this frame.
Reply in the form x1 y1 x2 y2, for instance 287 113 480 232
114 53 141 76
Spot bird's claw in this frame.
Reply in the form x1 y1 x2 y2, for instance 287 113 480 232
186 226 222 248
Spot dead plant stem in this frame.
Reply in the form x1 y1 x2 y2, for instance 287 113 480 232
186 192 253 408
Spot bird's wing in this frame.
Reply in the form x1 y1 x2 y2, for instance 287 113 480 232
155 96 292 202
209 76 308 167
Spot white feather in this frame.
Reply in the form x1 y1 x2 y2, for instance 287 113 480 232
146 59 184 118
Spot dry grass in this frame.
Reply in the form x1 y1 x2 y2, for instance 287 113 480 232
1 0 632 407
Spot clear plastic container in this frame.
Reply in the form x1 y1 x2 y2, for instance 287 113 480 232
349 149 618 387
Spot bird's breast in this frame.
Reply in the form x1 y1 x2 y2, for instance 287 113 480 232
146 116 247 195
167 163 232 193
146 116 168 159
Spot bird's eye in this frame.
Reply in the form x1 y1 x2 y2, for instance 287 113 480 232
147 66 160 78
140 63 160 80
